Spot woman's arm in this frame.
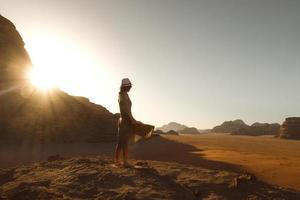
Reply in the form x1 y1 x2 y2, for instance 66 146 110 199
120 94 136 124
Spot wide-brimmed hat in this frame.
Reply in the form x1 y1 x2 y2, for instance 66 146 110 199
121 78 132 87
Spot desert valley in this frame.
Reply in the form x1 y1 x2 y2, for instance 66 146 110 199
1 1 300 199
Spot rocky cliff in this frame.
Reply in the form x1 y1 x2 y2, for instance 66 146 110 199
0 15 118 144
0 15 31 90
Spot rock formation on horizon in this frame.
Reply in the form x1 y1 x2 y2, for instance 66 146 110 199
211 119 280 136
233 122 280 136
156 122 188 132
278 117 300 139
0 15 118 144
211 119 248 133
165 130 179 135
178 127 200 134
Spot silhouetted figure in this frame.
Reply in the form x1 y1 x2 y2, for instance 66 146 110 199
115 78 135 166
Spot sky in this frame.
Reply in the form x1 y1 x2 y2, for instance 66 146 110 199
1 0 300 128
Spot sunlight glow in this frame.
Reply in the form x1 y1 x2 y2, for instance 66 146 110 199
28 67 57 91
27 35 105 91
25 33 117 112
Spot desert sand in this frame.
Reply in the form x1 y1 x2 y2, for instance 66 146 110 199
132 134 300 191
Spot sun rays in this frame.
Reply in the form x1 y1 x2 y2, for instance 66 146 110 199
28 67 57 91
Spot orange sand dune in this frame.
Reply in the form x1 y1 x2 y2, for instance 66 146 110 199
133 134 300 191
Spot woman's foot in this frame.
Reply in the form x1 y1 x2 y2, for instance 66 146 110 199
111 161 123 168
123 162 132 168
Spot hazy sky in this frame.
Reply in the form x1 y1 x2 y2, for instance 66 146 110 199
1 0 300 128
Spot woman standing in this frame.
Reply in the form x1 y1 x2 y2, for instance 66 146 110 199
115 78 135 166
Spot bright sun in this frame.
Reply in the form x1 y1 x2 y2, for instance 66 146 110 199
26 36 98 93
25 34 116 112
28 67 57 91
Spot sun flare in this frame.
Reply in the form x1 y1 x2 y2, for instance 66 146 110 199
28 67 57 91
25 34 115 109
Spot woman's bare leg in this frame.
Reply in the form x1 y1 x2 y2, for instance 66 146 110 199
123 147 128 165
115 146 122 165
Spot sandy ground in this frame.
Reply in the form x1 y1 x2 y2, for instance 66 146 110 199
133 134 300 191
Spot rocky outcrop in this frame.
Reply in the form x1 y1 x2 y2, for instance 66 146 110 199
278 117 300 139
211 120 248 133
0 15 118 144
157 122 188 132
179 127 200 135
0 156 299 200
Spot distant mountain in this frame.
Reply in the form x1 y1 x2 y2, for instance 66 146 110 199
211 119 280 136
156 122 188 132
165 130 179 135
178 127 200 134
0 15 118 144
234 123 280 136
211 119 248 133
157 122 204 135
198 129 211 134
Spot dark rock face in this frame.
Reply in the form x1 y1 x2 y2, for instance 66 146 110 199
278 117 300 139
211 120 248 133
0 15 118 144
0 15 32 90
179 127 200 134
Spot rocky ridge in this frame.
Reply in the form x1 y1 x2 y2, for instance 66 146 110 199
0 156 299 200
